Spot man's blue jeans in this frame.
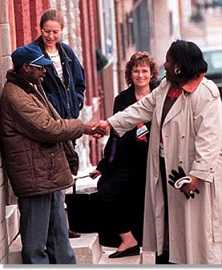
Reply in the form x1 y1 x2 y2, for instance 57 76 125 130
18 191 75 264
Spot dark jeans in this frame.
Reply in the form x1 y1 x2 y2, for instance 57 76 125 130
18 191 75 264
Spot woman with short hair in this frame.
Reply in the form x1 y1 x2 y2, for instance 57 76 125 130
90 51 159 258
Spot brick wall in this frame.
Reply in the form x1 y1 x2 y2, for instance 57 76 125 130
14 0 32 46
13 0 49 47
79 0 103 165
30 1 48 40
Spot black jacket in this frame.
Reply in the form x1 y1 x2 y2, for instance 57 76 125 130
97 86 150 188
33 37 85 119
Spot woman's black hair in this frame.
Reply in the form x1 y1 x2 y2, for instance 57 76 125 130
168 40 208 80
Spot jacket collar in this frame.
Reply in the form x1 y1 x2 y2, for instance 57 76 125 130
6 70 35 94
34 36 72 63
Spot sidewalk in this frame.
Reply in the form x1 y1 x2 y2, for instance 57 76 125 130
5 169 156 265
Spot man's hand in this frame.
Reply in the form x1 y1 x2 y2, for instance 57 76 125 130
90 120 111 138
168 166 200 199
83 121 107 137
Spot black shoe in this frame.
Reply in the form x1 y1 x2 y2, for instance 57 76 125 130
155 250 171 264
69 230 81 238
108 245 140 258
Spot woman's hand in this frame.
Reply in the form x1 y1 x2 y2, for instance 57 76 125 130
90 120 111 138
168 167 200 199
89 169 101 179
83 121 107 137
180 176 200 199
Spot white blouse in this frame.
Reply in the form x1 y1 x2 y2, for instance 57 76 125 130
47 50 64 82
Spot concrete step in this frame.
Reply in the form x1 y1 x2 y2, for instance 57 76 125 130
8 232 156 265
70 233 102 264
8 232 102 264
8 235 22 264
98 246 141 264
141 251 156 264
0 234 8 263
5 204 20 246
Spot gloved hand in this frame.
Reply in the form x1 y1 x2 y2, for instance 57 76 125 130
168 166 200 199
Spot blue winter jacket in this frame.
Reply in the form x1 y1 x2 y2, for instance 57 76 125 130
33 37 85 119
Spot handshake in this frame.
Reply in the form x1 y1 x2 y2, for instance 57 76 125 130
84 120 111 138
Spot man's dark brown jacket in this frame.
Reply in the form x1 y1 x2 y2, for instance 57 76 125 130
0 70 84 197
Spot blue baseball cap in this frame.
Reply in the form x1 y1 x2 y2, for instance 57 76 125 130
11 44 53 69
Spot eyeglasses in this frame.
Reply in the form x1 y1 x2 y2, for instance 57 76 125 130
29 63 45 71
41 28 61 35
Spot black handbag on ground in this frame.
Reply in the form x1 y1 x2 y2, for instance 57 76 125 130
65 193 100 233
65 192 122 247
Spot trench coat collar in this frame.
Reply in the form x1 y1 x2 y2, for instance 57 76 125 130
182 73 204 93
162 92 185 127
156 79 185 127
157 75 204 127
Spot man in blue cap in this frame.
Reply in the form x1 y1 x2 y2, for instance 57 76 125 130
0 44 103 264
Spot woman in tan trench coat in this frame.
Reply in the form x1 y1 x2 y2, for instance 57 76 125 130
95 40 222 264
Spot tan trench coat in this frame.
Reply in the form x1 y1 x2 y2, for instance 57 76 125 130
108 78 222 264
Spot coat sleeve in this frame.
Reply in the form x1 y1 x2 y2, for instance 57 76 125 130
108 90 156 137
189 82 222 182
6 88 85 143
